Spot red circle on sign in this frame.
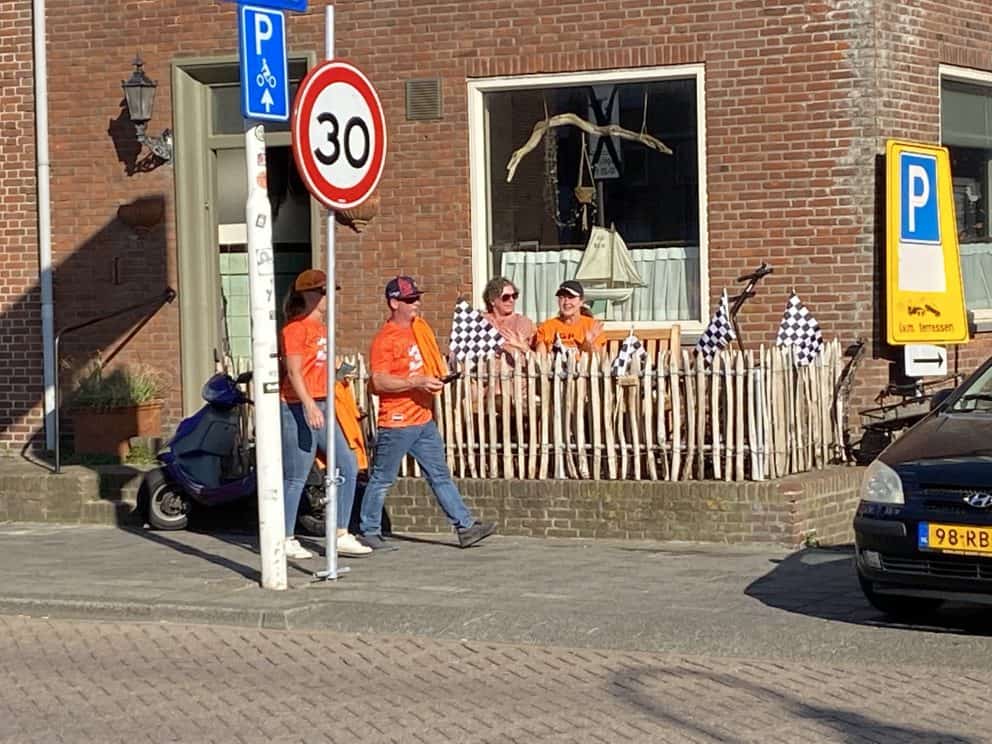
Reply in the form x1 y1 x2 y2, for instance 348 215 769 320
291 60 387 210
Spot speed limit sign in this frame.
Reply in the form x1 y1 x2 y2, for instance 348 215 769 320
291 60 387 210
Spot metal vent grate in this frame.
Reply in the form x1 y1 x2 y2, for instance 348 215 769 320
405 79 442 121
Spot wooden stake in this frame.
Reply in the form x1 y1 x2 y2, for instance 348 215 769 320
710 353 722 480
643 349 658 481
538 353 551 479
576 354 590 479
590 352 602 480
603 353 617 480
695 350 706 480
670 350 681 481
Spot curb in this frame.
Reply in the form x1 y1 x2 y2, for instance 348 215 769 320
0 597 295 630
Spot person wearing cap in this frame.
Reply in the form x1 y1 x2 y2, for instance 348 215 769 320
481 276 535 357
534 279 606 353
359 275 496 551
278 268 372 561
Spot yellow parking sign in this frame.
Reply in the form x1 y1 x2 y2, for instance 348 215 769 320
885 140 969 345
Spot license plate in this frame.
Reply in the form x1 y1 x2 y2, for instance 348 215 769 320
918 522 992 555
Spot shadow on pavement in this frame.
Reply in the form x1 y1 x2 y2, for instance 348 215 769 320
119 525 261 582
610 664 978 743
745 546 992 636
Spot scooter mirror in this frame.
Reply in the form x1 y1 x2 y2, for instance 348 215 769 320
236 371 254 385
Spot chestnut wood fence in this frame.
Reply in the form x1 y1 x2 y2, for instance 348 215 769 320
338 338 845 482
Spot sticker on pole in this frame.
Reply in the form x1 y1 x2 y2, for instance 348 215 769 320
291 60 387 211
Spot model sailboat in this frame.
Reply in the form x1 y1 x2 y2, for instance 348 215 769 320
574 225 646 311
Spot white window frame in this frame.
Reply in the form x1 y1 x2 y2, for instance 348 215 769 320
940 63 992 326
467 64 709 333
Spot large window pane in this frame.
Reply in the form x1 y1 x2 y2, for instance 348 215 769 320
486 77 701 323
943 78 992 310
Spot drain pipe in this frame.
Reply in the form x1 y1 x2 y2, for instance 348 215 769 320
33 0 56 451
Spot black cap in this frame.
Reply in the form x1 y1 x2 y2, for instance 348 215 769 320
385 275 424 300
555 279 584 298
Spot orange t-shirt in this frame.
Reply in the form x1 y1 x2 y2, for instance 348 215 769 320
535 315 605 350
280 315 328 403
370 321 434 428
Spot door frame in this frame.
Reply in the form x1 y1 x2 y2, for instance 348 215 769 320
172 52 318 414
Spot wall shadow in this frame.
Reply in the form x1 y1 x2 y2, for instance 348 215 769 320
2 194 173 455
745 546 992 636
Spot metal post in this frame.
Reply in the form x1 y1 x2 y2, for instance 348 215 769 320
245 123 288 590
316 4 347 581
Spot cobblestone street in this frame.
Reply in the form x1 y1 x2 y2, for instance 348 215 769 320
0 614 987 744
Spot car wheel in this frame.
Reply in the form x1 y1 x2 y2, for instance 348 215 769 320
858 573 943 618
141 468 190 531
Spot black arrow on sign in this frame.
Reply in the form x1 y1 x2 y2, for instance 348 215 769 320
913 350 945 366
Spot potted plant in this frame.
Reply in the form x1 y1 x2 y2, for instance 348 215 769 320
66 358 169 459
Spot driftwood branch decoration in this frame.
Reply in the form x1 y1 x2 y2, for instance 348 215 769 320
506 113 673 183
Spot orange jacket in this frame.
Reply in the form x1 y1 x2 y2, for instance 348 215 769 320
334 380 368 470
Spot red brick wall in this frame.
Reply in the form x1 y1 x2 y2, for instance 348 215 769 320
0 2 43 449
4 0 992 449
874 0 992 385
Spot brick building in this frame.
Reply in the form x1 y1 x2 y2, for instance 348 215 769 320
3 0 992 454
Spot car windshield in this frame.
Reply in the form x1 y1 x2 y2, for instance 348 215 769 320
950 365 992 412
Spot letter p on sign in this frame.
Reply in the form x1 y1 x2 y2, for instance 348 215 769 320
900 152 939 243
254 14 272 55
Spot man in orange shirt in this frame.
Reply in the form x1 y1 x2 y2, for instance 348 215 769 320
359 276 496 551
534 279 606 353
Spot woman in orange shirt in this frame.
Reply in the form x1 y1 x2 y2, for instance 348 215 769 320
534 279 606 353
279 269 370 559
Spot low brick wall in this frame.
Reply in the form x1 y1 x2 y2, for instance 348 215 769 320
386 466 865 547
0 457 864 546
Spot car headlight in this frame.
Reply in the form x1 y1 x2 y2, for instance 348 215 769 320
860 459 905 505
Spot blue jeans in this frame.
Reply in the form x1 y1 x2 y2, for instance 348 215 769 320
280 400 358 537
360 419 473 535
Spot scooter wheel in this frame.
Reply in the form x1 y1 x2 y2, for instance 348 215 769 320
141 468 190 531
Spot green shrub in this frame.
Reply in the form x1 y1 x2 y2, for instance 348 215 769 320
70 360 168 410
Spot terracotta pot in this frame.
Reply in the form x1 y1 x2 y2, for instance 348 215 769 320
335 192 380 233
117 197 165 231
69 402 163 458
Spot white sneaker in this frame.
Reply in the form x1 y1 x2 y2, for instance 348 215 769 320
285 537 313 560
337 532 373 556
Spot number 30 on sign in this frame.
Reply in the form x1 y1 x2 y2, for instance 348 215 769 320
291 61 387 210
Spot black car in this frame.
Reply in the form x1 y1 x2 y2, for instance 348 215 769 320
854 358 992 618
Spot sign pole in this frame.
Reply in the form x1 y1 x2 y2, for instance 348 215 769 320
289 14 386 583
245 123 288 590
317 4 344 581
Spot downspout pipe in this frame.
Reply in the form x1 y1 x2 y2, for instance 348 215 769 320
33 0 56 451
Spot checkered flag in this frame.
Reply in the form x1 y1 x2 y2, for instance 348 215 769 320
776 292 823 365
550 332 579 361
695 290 736 363
611 329 647 376
449 299 504 362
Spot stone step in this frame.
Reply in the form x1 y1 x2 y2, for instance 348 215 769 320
0 460 151 527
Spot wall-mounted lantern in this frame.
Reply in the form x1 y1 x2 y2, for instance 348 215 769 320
121 55 172 163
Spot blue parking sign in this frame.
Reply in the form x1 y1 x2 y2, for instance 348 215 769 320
238 5 289 122
223 0 306 12
899 152 940 243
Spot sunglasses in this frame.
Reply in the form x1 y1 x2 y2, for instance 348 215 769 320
500 291 520 302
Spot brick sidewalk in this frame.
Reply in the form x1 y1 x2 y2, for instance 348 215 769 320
0 615 982 744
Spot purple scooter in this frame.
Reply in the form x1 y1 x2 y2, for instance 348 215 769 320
139 371 256 530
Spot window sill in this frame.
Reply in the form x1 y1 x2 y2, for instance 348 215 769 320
969 310 992 334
